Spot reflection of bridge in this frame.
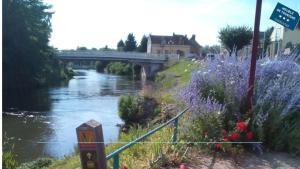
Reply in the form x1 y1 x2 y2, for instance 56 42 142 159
56 50 175 80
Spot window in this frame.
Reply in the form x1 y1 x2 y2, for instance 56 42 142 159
157 50 161 54
165 50 169 54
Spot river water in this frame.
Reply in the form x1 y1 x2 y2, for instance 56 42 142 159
3 70 144 163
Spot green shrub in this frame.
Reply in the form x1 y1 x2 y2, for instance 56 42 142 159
118 95 159 124
3 151 18 169
106 62 132 75
185 112 224 145
18 158 53 169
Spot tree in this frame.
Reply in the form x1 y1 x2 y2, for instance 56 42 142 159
137 35 148 52
124 33 137 51
263 27 274 55
3 0 72 90
77 46 88 50
117 40 125 51
218 26 252 56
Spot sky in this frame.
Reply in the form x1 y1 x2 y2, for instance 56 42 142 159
44 0 300 50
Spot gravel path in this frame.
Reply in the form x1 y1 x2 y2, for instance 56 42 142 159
184 151 300 169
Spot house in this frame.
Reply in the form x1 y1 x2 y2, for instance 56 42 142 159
147 33 202 58
269 23 300 57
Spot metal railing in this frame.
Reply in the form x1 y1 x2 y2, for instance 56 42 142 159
105 107 189 169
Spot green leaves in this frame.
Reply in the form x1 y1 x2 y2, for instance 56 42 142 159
3 0 72 90
218 25 252 56
124 33 137 52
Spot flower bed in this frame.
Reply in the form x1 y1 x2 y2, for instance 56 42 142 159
180 54 300 155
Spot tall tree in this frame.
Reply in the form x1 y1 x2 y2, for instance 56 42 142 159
117 40 125 51
124 33 137 52
137 35 148 52
218 25 252 56
263 27 274 55
3 0 71 90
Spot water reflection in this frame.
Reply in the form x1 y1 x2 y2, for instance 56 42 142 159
3 88 52 112
3 70 143 163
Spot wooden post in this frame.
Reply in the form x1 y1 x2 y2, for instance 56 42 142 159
76 119 107 169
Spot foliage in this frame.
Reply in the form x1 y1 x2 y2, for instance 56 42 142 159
201 45 221 56
106 62 132 75
218 25 252 56
263 27 274 54
137 35 148 52
117 40 125 51
18 158 53 169
124 33 137 52
3 151 18 169
118 95 159 124
185 112 223 145
76 46 88 50
180 53 300 154
3 0 73 90
95 61 104 72
45 125 184 169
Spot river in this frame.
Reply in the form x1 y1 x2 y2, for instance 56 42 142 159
3 70 144 163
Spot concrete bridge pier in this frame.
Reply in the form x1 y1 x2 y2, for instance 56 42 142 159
141 63 162 81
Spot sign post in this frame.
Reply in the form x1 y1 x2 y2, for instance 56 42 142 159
270 2 300 30
76 119 107 169
246 0 262 114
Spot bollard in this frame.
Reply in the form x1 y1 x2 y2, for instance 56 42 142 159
76 119 107 169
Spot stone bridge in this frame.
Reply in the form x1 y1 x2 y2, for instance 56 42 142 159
56 50 177 80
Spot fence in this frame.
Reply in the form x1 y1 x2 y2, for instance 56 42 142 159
105 107 189 169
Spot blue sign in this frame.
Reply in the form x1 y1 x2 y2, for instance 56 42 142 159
270 2 300 30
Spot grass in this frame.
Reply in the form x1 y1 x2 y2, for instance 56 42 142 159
155 59 198 104
45 125 184 169
43 59 197 169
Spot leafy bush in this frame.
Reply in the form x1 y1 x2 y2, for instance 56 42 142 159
179 53 300 154
118 95 159 124
3 151 18 169
106 62 132 75
18 158 53 169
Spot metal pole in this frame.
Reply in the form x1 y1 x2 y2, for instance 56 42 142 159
172 118 178 144
113 154 119 169
246 0 262 114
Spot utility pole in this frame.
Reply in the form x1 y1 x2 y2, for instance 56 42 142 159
246 0 262 114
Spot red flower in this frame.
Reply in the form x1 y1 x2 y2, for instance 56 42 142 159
216 143 222 149
236 122 247 132
246 132 254 140
230 132 240 141
122 165 128 169
223 136 230 141
180 164 186 169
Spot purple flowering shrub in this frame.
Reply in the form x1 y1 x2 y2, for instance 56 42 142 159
179 53 300 154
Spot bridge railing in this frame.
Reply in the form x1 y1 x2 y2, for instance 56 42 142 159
56 50 179 61
106 107 189 169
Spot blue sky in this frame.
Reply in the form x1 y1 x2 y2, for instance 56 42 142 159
44 0 300 50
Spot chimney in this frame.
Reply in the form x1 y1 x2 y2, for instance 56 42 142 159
191 34 196 41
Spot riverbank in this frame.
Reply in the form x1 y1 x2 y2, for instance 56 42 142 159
13 59 195 169
17 58 300 169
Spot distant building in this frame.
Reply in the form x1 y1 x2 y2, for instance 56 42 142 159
269 24 300 57
147 33 201 58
